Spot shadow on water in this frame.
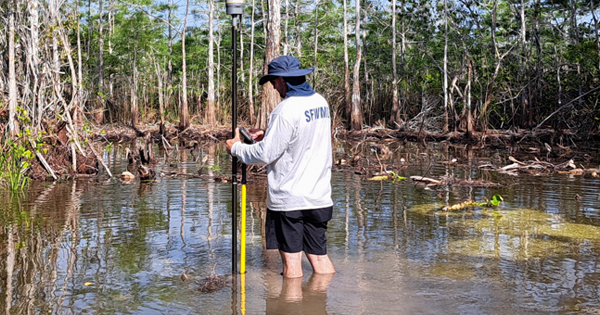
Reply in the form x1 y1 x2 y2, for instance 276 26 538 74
0 140 599 314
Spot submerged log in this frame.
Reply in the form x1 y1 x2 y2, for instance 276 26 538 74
410 176 501 187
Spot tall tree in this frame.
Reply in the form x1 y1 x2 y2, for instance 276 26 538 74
8 1 19 138
247 0 257 124
256 0 281 130
179 0 191 130
442 0 449 133
97 0 105 123
351 0 363 130
390 0 400 128
205 0 217 126
27 0 41 127
343 0 351 121
312 0 319 88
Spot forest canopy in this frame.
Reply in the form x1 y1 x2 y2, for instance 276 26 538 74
0 0 599 139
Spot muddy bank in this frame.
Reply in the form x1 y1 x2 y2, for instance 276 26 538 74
25 123 600 181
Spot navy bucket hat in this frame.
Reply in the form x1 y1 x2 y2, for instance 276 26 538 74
259 56 314 85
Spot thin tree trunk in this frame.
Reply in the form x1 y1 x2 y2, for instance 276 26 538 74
390 0 400 128
167 0 174 114
519 0 527 128
294 2 302 57
216 35 222 120
343 0 351 121
206 0 217 126
491 0 498 57
107 0 115 104
312 0 319 88
8 4 19 139
399 12 407 120
466 60 473 137
56 12 80 124
131 66 139 127
179 0 191 130
248 0 256 124
362 28 369 118
257 0 281 130
155 59 165 135
76 0 84 125
351 0 363 131
97 0 105 122
283 0 289 55
442 0 449 133
27 0 41 128
592 0 600 71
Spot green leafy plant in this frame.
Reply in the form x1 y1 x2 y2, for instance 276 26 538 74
443 194 504 211
0 139 35 191
367 171 407 182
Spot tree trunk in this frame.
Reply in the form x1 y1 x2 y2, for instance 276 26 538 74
131 66 139 127
519 0 527 129
97 0 105 123
248 0 256 124
592 0 600 71
390 0 400 128
343 0 351 122
8 4 19 139
295 2 302 57
206 0 217 126
351 0 363 131
442 0 449 133
167 0 174 115
399 11 407 120
155 60 166 135
257 0 281 130
27 0 41 128
283 0 290 55
312 0 319 88
76 0 84 125
466 60 473 137
179 0 191 130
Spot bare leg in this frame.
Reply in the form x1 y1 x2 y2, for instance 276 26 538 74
306 253 335 274
280 251 303 278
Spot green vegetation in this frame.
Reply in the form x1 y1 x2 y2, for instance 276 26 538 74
1 0 598 150
0 139 34 192
442 194 504 211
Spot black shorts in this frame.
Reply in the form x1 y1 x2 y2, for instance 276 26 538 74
265 206 333 255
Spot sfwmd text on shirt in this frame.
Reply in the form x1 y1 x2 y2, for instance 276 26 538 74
305 106 331 122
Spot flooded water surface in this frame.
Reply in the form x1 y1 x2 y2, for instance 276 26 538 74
1 141 600 314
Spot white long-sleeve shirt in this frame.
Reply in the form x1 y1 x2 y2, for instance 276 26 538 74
231 93 333 211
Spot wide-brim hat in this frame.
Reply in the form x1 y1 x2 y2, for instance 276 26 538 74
259 56 314 85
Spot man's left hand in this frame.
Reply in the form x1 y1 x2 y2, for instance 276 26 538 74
226 128 241 155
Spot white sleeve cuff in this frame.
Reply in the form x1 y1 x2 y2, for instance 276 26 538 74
231 141 242 157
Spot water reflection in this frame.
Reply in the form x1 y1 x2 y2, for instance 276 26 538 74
265 273 334 315
0 141 599 314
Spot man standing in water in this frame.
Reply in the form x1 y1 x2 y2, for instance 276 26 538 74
226 56 335 278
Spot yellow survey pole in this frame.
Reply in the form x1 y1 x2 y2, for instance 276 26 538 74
241 173 247 274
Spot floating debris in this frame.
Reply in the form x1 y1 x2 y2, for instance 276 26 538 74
498 156 600 176
367 171 407 182
198 274 229 293
410 176 501 188
442 195 503 211
120 171 135 181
